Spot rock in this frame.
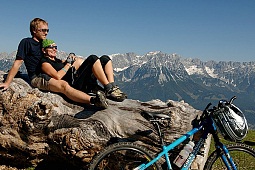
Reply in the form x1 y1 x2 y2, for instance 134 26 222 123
0 72 205 169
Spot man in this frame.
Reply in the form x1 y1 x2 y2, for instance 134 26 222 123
0 18 108 109
0 18 48 90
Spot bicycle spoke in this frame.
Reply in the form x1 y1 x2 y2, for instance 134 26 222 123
89 142 160 170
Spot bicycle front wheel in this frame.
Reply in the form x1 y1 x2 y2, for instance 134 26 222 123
89 142 161 170
204 143 255 170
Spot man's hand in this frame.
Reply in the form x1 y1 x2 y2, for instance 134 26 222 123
1 59 24 90
0 82 10 91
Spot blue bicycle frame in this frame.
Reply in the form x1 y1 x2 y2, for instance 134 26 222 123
134 114 237 170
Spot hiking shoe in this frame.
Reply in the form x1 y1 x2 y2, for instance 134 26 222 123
92 90 108 109
106 86 127 102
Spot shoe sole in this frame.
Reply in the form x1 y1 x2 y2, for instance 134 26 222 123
106 95 126 102
96 91 109 109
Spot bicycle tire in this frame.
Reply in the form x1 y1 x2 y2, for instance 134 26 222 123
204 143 255 170
89 142 162 170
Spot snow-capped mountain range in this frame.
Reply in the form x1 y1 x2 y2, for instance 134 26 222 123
109 51 255 128
111 51 255 88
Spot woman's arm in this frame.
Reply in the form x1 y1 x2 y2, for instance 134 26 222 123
41 62 72 80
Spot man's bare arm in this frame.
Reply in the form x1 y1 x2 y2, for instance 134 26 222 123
0 59 23 90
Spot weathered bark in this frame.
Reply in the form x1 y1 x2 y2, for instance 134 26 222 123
0 71 203 169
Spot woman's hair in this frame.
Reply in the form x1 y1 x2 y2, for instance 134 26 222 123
29 18 48 36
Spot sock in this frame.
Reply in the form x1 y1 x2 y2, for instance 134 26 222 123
90 97 96 104
104 83 113 92
110 82 115 87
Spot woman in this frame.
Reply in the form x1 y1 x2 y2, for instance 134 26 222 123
40 39 126 102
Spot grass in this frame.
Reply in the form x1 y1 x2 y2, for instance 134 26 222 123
209 129 255 153
243 129 255 148
208 129 255 169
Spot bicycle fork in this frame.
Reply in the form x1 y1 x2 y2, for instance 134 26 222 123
215 144 237 170
213 133 237 170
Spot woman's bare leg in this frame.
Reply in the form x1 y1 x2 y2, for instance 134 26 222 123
103 60 114 83
92 60 110 86
48 78 91 104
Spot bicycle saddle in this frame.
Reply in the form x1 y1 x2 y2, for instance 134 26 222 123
141 111 171 120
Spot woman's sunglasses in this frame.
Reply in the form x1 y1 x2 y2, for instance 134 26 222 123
45 45 57 50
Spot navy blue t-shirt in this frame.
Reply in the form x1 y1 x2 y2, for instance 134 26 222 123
16 38 43 79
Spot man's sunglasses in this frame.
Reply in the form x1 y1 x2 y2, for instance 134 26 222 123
45 45 57 49
38 29 49 33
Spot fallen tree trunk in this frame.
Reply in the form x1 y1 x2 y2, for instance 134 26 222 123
0 72 204 169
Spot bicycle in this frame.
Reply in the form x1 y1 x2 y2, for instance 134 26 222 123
89 96 255 170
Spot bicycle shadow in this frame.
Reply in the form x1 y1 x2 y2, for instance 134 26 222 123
244 140 255 146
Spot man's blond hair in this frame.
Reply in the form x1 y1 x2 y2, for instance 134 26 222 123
30 18 48 36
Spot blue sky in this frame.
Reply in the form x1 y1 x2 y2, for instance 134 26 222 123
0 0 254 62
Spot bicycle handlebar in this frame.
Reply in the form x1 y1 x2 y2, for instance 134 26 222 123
202 96 237 117
229 96 237 104
204 103 212 111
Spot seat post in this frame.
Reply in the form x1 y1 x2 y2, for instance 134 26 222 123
152 121 165 146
